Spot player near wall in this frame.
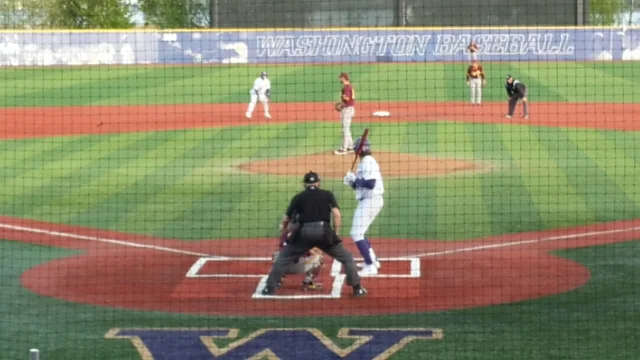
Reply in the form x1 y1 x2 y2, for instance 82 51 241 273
334 73 355 155
467 41 479 63
343 137 384 276
466 60 486 105
246 71 271 119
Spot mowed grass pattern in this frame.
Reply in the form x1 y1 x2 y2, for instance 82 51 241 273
0 61 639 360
1 122 639 241
1 62 640 107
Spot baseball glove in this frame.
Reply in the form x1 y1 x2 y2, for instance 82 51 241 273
334 102 345 112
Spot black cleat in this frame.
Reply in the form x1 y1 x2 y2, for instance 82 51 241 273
353 285 367 297
261 286 276 296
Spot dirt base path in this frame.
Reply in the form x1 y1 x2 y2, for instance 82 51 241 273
1 102 639 140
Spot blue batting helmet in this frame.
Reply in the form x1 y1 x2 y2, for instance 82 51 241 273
354 137 370 153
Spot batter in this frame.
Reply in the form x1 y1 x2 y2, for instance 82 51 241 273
343 137 384 276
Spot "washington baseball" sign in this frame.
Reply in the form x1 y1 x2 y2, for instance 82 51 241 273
106 327 443 359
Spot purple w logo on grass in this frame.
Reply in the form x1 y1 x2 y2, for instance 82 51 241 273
106 328 443 360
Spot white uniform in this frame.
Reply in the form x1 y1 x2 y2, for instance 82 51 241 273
344 155 384 276
246 76 271 119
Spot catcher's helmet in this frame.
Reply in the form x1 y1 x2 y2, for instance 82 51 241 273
354 137 370 153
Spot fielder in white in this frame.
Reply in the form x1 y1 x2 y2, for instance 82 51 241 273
246 71 271 119
343 137 384 276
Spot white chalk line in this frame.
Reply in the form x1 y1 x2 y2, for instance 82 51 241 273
1 221 639 263
0 223 223 259
397 226 640 260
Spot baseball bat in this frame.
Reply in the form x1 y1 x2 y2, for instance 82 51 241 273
350 128 369 171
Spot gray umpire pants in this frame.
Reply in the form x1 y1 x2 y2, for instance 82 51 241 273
265 222 361 289
508 90 529 117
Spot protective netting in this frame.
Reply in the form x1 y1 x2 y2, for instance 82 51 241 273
0 1 639 360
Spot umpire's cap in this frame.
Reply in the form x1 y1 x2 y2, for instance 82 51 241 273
303 171 320 184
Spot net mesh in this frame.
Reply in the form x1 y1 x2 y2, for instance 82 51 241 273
0 0 639 359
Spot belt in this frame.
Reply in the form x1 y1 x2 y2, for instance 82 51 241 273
301 221 326 226
358 195 383 201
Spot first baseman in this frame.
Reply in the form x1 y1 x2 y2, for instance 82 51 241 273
343 137 384 277
505 74 529 119
466 60 486 105
246 71 271 119
334 72 355 155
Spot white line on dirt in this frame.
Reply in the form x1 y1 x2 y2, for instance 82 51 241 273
399 226 640 260
2 221 639 262
0 223 220 258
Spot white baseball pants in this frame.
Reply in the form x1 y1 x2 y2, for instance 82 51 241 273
247 93 269 115
350 196 384 242
469 78 482 104
340 106 355 150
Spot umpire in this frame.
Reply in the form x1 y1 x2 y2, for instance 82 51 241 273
261 171 367 297
505 74 529 119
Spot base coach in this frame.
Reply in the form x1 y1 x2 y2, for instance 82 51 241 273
262 171 367 297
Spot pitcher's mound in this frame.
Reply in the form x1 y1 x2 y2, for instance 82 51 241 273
239 151 485 178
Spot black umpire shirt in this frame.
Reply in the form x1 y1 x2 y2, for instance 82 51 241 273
286 186 339 224
505 80 527 98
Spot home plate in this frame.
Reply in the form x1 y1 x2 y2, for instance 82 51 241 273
372 111 390 117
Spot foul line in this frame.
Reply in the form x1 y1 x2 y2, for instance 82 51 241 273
1 221 639 262
0 223 219 258
399 226 640 260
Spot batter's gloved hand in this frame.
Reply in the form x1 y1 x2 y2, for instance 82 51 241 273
343 171 356 185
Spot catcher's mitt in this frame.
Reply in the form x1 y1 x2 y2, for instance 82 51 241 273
334 102 345 112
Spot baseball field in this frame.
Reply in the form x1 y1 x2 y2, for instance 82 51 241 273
1 61 640 359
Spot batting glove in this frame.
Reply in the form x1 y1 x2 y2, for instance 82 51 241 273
343 171 356 185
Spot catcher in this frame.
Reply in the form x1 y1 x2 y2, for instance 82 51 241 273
272 214 324 291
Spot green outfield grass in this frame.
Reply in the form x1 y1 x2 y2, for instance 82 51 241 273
1 62 639 107
0 61 639 360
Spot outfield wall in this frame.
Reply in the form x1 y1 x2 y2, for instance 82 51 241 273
0 28 638 66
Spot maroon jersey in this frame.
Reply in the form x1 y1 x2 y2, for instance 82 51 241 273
341 83 355 107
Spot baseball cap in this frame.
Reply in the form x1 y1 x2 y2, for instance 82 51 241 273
506 74 512 80
303 171 320 184
339 72 349 80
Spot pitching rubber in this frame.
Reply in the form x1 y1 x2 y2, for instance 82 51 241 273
372 111 390 117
